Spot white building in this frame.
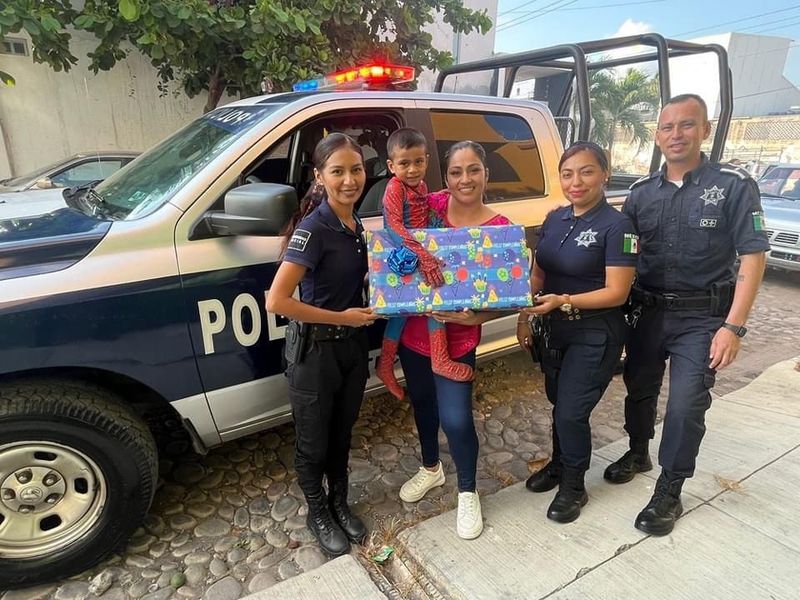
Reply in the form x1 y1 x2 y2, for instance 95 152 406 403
671 32 800 118
0 0 498 179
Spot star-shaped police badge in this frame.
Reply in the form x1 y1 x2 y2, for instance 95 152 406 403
575 229 598 247
700 185 725 206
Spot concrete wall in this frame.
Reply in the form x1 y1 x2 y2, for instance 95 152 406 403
417 0 498 92
0 31 228 179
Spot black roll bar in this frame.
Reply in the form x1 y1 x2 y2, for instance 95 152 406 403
434 33 732 165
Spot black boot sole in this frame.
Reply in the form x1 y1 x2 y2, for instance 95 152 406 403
634 506 683 536
547 491 589 524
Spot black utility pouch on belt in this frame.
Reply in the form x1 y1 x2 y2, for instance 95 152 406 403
527 318 543 364
284 320 310 366
710 282 733 317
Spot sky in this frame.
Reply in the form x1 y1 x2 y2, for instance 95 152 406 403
493 0 800 86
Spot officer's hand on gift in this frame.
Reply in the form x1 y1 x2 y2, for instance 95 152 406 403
419 253 446 288
522 294 562 316
431 309 483 326
709 327 741 370
341 307 378 328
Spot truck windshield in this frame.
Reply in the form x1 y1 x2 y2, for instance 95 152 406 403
94 104 284 219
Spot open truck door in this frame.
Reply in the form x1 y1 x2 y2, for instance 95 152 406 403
434 33 733 204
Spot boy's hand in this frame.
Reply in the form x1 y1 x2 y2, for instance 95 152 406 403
418 253 445 287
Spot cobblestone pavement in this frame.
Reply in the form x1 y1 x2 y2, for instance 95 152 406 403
7 271 798 600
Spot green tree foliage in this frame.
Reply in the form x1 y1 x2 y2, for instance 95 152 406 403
0 0 492 111
589 68 660 156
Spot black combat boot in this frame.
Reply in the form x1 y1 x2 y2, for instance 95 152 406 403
526 425 561 493
328 478 367 544
546 466 588 523
603 439 652 484
305 489 350 556
635 471 684 536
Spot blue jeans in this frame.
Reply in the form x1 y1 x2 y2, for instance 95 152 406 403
398 345 478 492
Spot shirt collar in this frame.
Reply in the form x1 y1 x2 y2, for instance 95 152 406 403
559 197 608 223
317 198 362 236
657 153 710 187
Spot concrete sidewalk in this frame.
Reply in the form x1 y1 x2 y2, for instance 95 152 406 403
247 357 800 599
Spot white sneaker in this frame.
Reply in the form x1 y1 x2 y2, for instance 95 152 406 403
457 491 483 539
399 462 445 503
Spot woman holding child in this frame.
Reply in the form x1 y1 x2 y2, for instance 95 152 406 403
394 139 511 540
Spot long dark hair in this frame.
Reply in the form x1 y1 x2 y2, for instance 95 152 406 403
559 140 609 172
280 133 364 255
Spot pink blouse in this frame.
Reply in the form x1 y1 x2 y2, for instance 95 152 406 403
400 191 512 358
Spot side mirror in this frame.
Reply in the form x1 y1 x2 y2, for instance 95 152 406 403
34 177 54 190
205 183 298 237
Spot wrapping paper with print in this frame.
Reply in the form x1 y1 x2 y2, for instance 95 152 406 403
366 225 533 315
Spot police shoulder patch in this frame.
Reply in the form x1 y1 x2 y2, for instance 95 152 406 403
288 229 312 252
622 232 640 254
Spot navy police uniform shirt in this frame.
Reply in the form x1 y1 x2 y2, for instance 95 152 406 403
536 198 639 295
623 156 770 293
283 199 368 311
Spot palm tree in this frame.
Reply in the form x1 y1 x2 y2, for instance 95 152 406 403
588 68 660 159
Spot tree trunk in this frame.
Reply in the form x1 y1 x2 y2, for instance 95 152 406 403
204 66 226 113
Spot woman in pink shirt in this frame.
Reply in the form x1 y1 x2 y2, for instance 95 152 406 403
397 141 511 540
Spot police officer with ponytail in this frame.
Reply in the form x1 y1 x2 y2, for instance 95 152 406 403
266 133 377 556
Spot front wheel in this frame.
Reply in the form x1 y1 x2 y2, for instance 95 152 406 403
0 379 158 588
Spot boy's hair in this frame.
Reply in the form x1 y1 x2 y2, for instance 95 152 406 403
387 127 428 158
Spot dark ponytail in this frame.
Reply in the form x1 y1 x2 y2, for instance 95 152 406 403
280 132 364 255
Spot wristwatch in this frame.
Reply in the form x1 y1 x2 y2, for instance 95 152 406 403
559 294 573 313
722 322 748 337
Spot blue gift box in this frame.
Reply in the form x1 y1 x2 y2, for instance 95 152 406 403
366 226 533 316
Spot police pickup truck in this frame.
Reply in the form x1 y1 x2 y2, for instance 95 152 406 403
0 34 732 586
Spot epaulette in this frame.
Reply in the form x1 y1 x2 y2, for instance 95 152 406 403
717 163 752 180
628 172 659 190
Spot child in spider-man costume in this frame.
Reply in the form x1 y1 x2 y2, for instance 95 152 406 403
376 128 473 400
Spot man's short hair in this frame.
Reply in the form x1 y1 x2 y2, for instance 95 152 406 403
387 128 428 157
663 93 709 122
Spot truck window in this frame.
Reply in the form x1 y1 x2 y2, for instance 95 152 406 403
236 111 401 211
429 111 545 203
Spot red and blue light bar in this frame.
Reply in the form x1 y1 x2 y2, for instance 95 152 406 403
292 63 416 92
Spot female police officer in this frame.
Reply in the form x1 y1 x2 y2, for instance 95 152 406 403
516 141 637 523
266 133 377 556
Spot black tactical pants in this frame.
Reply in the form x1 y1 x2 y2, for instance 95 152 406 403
287 331 369 497
623 307 723 478
541 310 627 470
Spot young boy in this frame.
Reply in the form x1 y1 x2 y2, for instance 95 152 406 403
376 128 473 400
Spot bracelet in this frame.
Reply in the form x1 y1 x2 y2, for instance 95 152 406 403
516 319 529 324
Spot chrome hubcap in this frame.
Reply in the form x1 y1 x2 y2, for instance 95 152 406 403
0 442 106 559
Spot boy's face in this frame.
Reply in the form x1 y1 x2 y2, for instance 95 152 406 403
387 145 428 188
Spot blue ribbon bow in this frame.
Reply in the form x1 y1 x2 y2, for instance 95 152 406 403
387 246 419 276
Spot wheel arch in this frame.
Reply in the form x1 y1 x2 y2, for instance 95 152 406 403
0 367 213 454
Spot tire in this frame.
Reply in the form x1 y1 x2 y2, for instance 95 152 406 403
0 379 158 588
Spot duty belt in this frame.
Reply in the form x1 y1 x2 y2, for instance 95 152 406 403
631 288 715 311
547 307 620 321
308 323 359 341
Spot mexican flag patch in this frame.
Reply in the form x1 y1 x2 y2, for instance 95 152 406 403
752 211 766 231
623 232 640 254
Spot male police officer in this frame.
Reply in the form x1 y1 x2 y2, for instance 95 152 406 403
604 94 769 535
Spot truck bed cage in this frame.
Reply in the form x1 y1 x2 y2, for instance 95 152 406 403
435 33 732 172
